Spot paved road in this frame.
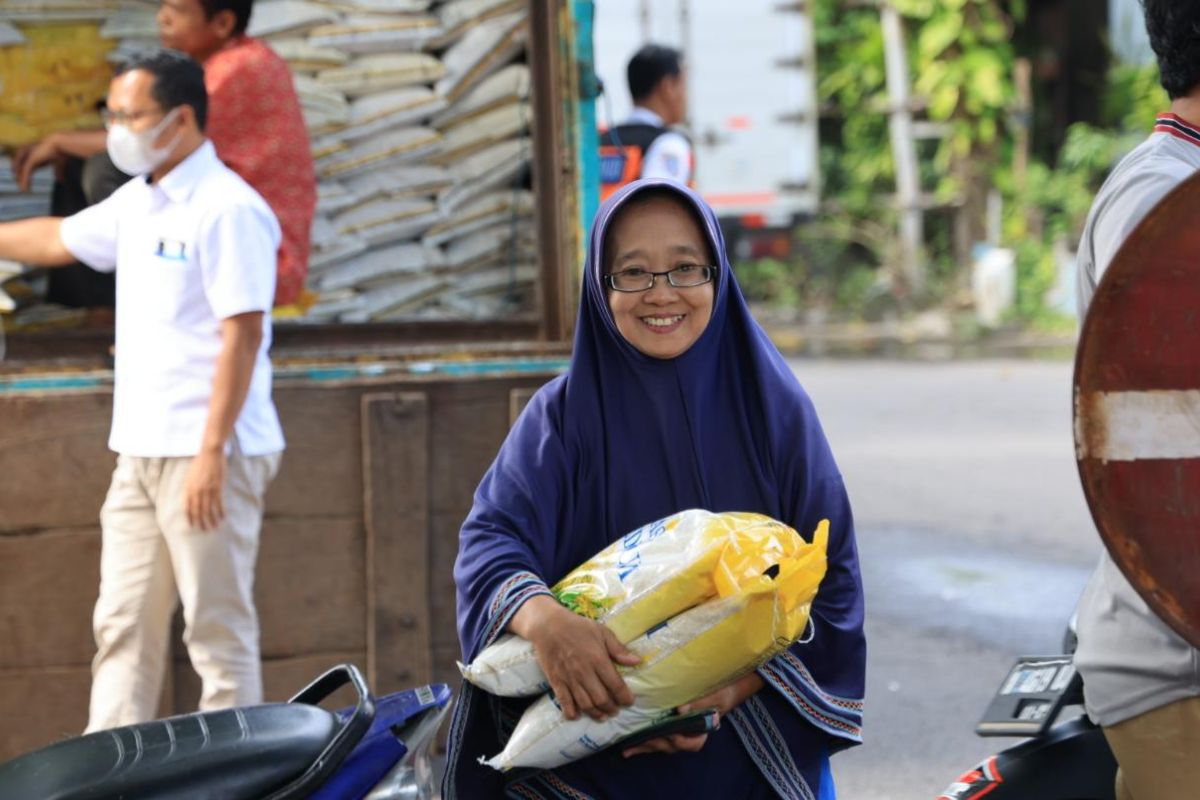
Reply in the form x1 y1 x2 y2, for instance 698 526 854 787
792 359 1100 799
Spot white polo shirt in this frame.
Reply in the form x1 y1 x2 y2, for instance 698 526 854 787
624 107 693 184
60 140 285 458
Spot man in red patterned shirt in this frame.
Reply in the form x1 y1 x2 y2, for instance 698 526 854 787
13 0 316 306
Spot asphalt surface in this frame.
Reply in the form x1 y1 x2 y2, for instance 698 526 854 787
793 359 1100 799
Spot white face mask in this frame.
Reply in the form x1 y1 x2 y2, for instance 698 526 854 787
106 107 183 176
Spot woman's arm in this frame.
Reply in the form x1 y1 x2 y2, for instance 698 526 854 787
509 594 640 722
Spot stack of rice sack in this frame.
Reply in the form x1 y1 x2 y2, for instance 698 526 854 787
459 510 830 771
248 0 537 323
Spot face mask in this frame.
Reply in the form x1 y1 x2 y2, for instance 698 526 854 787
106 107 183 176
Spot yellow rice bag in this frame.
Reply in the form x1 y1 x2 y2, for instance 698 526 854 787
460 510 805 697
483 520 829 771
0 24 114 147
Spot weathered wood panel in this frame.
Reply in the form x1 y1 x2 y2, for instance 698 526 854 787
362 392 432 692
429 379 533 514
0 665 91 760
428 510 467 688
255 517 366 658
0 528 99 669
0 392 112 530
265 386 365 518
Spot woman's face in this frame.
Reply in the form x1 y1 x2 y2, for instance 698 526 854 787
605 195 715 359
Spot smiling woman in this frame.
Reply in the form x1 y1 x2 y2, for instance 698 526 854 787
603 190 716 360
447 179 866 800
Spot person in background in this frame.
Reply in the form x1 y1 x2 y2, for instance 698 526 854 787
1073 2 1200 798
12 0 315 307
0 48 284 731
599 44 694 201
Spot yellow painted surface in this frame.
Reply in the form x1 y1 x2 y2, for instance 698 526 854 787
0 24 114 147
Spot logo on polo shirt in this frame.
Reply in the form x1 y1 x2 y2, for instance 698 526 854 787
156 238 187 261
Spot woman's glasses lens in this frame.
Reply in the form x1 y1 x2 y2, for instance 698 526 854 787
609 266 713 292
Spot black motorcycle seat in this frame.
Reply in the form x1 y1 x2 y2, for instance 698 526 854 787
0 702 338 800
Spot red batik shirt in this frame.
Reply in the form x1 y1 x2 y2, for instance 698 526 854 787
205 36 316 306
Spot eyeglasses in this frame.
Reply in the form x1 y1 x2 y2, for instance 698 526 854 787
605 265 716 293
100 107 165 129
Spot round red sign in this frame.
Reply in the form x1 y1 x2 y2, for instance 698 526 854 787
1075 170 1200 649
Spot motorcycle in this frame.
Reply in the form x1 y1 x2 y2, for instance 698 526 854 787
0 664 452 800
936 626 1118 800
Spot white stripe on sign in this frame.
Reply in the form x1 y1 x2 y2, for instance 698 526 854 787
1076 389 1200 461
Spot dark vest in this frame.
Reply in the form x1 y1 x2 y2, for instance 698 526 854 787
598 122 688 201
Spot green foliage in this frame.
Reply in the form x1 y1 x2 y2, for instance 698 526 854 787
798 2 1167 323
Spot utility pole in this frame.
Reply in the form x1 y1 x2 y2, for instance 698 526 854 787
640 0 652 42
880 2 925 298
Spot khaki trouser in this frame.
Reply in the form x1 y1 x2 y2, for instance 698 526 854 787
1104 696 1200 800
86 448 281 733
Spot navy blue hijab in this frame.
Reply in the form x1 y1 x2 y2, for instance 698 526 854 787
447 180 865 800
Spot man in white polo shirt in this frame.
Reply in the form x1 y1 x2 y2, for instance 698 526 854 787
0 48 283 731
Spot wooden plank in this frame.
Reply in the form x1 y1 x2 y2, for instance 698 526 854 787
0 528 99 669
0 665 92 760
528 0 577 342
266 386 364 518
255 517 367 659
429 509 467 688
430 377 551 514
0 392 113 530
362 392 432 693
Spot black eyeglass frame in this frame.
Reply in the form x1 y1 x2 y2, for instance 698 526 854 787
603 265 717 293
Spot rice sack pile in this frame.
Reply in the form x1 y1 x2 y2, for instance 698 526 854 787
253 0 536 323
458 509 830 771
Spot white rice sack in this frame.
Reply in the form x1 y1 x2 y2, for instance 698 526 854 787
439 137 530 213
461 511 813 699
454 263 536 297
246 0 338 38
308 214 341 250
341 274 449 322
318 127 441 179
422 190 533 247
339 88 447 143
309 236 370 274
431 102 530 165
294 75 351 128
431 64 530 130
484 522 830 772
345 164 454 203
314 242 446 291
483 596 748 771
333 196 442 246
317 53 446 97
308 288 364 319
316 182 360 215
435 12 526 102
308 14 442 54
442 222 535 272
337 0 432 12
432 0 524 48
268 38 349 73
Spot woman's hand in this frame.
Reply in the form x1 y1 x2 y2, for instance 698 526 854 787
621 671 766 758
509 595 641 721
